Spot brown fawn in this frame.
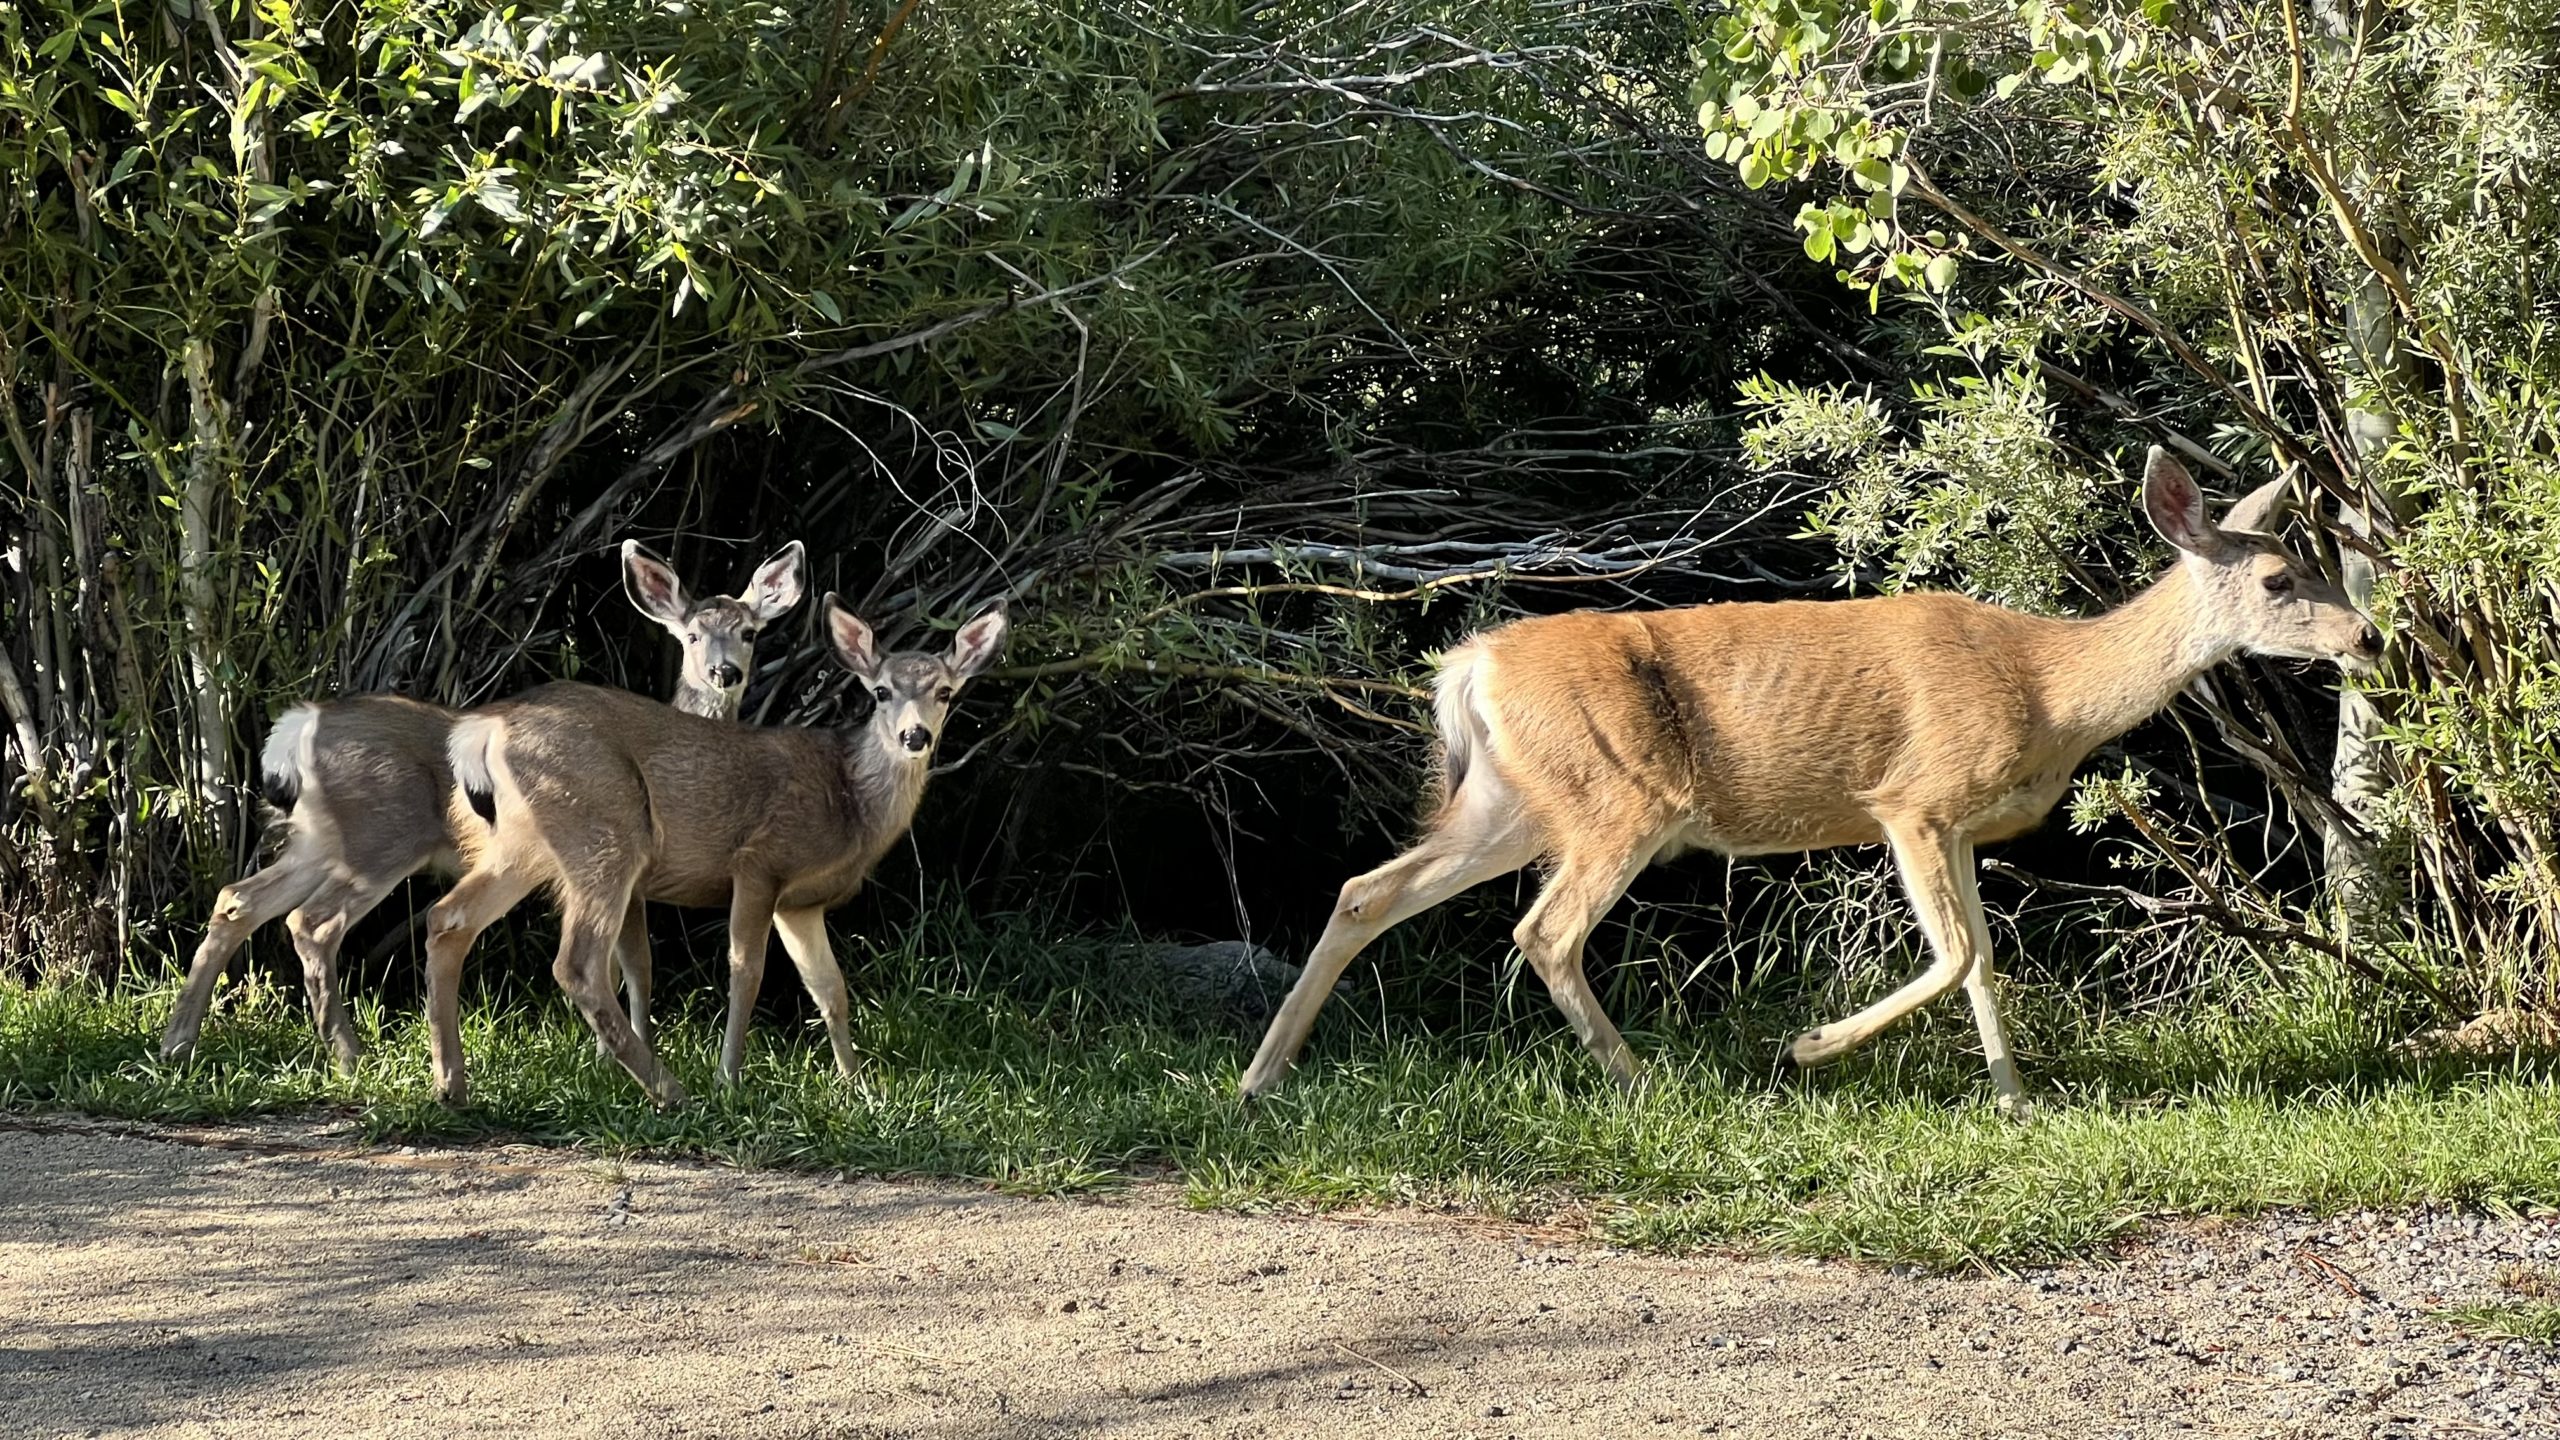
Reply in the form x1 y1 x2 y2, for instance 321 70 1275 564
420 597 1008 1106
159 541 806 1069
1239 448 2382 1114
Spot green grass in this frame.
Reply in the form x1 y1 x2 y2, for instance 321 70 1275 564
5 910 2556 1269
2436 1265 2560 1345
2437 1302 2560 1344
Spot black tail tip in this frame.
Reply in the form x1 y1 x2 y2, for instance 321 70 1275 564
465 783 496 825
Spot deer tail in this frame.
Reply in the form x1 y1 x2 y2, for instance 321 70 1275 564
258 704 320 815
447 714 504 827
1429 641 1496 816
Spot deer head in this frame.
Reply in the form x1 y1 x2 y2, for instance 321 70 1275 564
623 539 807 714
823 598 1009 763
2141 447 2382 676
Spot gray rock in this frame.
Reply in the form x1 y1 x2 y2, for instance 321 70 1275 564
1110 940 1346 1023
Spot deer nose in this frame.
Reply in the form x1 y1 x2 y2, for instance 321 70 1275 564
900 725 933 753
712 663 744 689
2354 625 2383 657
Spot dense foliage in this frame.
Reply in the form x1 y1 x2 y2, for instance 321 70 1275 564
1698 0 2560 1009
3 0 2551 1036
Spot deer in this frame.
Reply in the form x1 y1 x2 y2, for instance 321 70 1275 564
1237 447 2384 1116
158 540 807 1070
417 597 1009 1107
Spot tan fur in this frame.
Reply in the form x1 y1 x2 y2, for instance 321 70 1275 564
160 542 807 1068
419 599 1007 1106
1239 448 2382 1113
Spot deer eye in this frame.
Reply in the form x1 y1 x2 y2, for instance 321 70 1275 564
935 687 955 704
2262 572 2294 595
873 685 892 703
741 628 759 643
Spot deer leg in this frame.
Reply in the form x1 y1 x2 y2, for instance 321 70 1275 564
161 847 329 1061
616 891 655 1050
717 883 780 1087
422 864 537 1107
1949 857 2029 1117
772 907 861 1079
1791 824 1979 1069
285 872 405 1074
595 892 651 1059
556 893 685 1109
1510 846 1653 1089
1239 786 1539 1099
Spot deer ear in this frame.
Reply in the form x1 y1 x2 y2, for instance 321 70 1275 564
742 540 806 621
947 604 1008 680
2219 474 2292 536
2141 447 2225 557
824 595 878 676
622 540 691 628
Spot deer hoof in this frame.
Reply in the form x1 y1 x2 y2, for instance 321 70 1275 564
1994 1091 2036 1122
1236 1068 1286 1104
652 1078 690 1110
1788 1028 1850 1067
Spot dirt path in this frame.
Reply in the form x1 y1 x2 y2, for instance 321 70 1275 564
1 1119 2551 1439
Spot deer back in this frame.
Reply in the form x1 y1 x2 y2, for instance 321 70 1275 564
1455 593 2095 857
287 694 464 881
454 682 896 915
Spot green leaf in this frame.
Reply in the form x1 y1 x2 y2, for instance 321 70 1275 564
474 180 524 223
1924 254 1960 291
1739 152 1769 188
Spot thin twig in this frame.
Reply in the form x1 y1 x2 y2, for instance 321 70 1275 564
1327 1339 1429 1398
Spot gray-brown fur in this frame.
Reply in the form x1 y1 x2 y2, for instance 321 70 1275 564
623 539 805 719
159 541 806 1069
160 695 458 1069
421 597 1008 1106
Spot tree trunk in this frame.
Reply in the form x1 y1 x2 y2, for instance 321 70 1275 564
179 337 234 858
2314 2 2419 936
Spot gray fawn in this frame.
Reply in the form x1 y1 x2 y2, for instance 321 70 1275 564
421 597 1008 1106
160 541 807 1068
1239 448 2382 1114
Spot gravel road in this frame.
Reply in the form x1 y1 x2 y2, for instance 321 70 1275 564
1 1118 2551 1439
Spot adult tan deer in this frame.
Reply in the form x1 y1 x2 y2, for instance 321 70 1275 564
1238 448 2383 1114
159 541 806 1069
421 597 1008 1107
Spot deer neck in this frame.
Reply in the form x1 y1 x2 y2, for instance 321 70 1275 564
834 729 933 838
2033 563 2231 746
671 683 737 721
